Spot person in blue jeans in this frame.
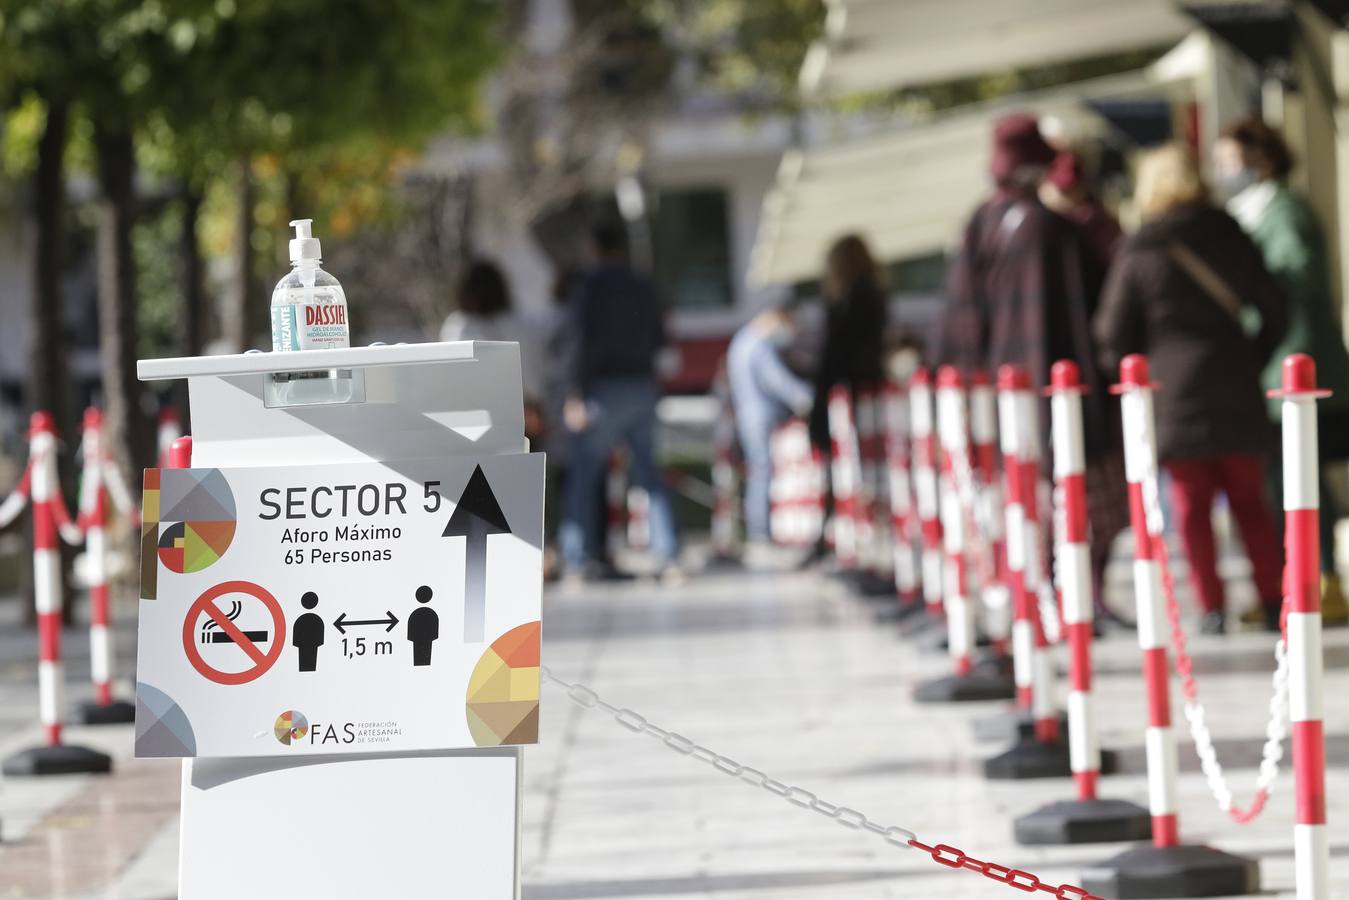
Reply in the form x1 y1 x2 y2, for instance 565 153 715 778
558 221 681 582
726 305 813 549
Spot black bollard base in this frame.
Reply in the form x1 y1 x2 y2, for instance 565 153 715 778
852 572 901 598
79 699 137 726
913 671 1016 703
1081 844 1260 898
899 611 943 638
1015 797 1152 845
3 744 112 777
871 602 924 624
972 708 1068 743
972 653 1014 680
984 737 1072 779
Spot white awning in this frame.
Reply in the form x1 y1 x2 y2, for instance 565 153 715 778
801 0 1192 99
751 67 1193 286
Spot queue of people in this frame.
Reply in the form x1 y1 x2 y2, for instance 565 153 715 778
933 112 1349 633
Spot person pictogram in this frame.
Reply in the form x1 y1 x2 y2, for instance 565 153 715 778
292 591 324 673
407 585 439 667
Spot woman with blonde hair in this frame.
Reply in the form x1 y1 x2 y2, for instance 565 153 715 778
1094 143 1288 634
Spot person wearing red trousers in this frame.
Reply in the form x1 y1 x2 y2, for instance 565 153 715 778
1094 144 1288 634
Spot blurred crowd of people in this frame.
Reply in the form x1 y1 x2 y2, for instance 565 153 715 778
439 222 682 585
437 111 1349 633
932 112 1349 634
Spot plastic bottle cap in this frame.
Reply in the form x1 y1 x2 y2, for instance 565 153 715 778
289 218 321 262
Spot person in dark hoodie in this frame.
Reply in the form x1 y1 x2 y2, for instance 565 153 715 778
939 113 1129 626
1094 143 1288 634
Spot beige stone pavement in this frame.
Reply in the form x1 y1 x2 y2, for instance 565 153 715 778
0 549 1347 899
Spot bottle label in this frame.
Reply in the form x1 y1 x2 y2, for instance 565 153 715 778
271 303 349 351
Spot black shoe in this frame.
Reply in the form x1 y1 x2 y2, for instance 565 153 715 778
1095 603 1135 631
1199 611 1226 635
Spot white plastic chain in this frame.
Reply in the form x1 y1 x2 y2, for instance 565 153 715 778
1142 479 1289 819
1183 639 1289 814
0 476 28 529
1038 483 1065 645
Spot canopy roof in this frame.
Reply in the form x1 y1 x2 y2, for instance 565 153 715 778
751 67 1194 286
800 0 1192 99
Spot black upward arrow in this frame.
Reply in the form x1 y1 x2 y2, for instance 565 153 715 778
442 465 511 642
333 611 399 635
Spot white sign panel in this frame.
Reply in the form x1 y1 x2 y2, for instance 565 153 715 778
135 453 544 758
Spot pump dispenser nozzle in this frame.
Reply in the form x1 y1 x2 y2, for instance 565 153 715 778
288 218 321 263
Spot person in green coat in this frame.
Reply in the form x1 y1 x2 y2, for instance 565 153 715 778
1215 117 1349 624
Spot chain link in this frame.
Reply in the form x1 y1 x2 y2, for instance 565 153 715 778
543 667 1104 899
1146 484 1288 823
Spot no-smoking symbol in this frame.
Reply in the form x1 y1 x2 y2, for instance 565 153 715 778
182 581 286 685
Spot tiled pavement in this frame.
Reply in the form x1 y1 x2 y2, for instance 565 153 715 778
1 554 1347 899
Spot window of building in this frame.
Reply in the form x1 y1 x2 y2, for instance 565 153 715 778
652 187 733 309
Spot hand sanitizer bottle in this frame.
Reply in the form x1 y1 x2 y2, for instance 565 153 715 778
271 219 350 352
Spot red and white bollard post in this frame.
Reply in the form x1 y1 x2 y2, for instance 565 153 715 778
969 370 1012 659
1014 361 1149 844
1082 354 1257 898
605 449 628 563
77 408 136 725
984 365 1071 778
156 405 182 467
914 368 1015 702
1271 354 1330 900
826 386 861 570
906 369 944 632
710 400 740 560
2 412 112 777
883 380 921 611
854 386 890 586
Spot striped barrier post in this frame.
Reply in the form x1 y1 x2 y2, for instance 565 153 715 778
626 487 650 552
606 448 628 563
826 386 860 569
913 369 1014 703
170 435 194 469
883 381 921 609
1014 361 1149 843
769 420 824 546
969 370 1011 657
156 405 181 468
710 400 740 560
908 369 944 627
1272 354 1330 900
77 408 136 725
984 365 1071 779
1 413 112 777
1082 354 1258 897
854 386 887 580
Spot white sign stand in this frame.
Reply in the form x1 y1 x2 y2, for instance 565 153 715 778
137 342 530 899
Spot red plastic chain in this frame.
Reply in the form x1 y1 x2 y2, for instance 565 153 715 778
909 839 1104 898
1152 533 1278 823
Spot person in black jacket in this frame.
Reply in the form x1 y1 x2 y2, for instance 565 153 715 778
803 235 887 563
1094 143 1288 634
557 221 681 582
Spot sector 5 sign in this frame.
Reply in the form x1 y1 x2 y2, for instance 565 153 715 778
135 454 545 758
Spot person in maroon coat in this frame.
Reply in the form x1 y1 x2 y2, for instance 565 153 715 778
1094 144 1288 634
938 114 1129 624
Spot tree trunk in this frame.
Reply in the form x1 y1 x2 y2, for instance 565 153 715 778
94 124 151 485
221 158 256 352
29 99 71 437
177 188 206 429
19 98 73 627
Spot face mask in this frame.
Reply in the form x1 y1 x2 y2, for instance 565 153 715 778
768 327 794 348
1217 168 1258 200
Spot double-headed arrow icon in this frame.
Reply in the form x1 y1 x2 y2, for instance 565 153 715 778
333 611 399 634
443 465 512 643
